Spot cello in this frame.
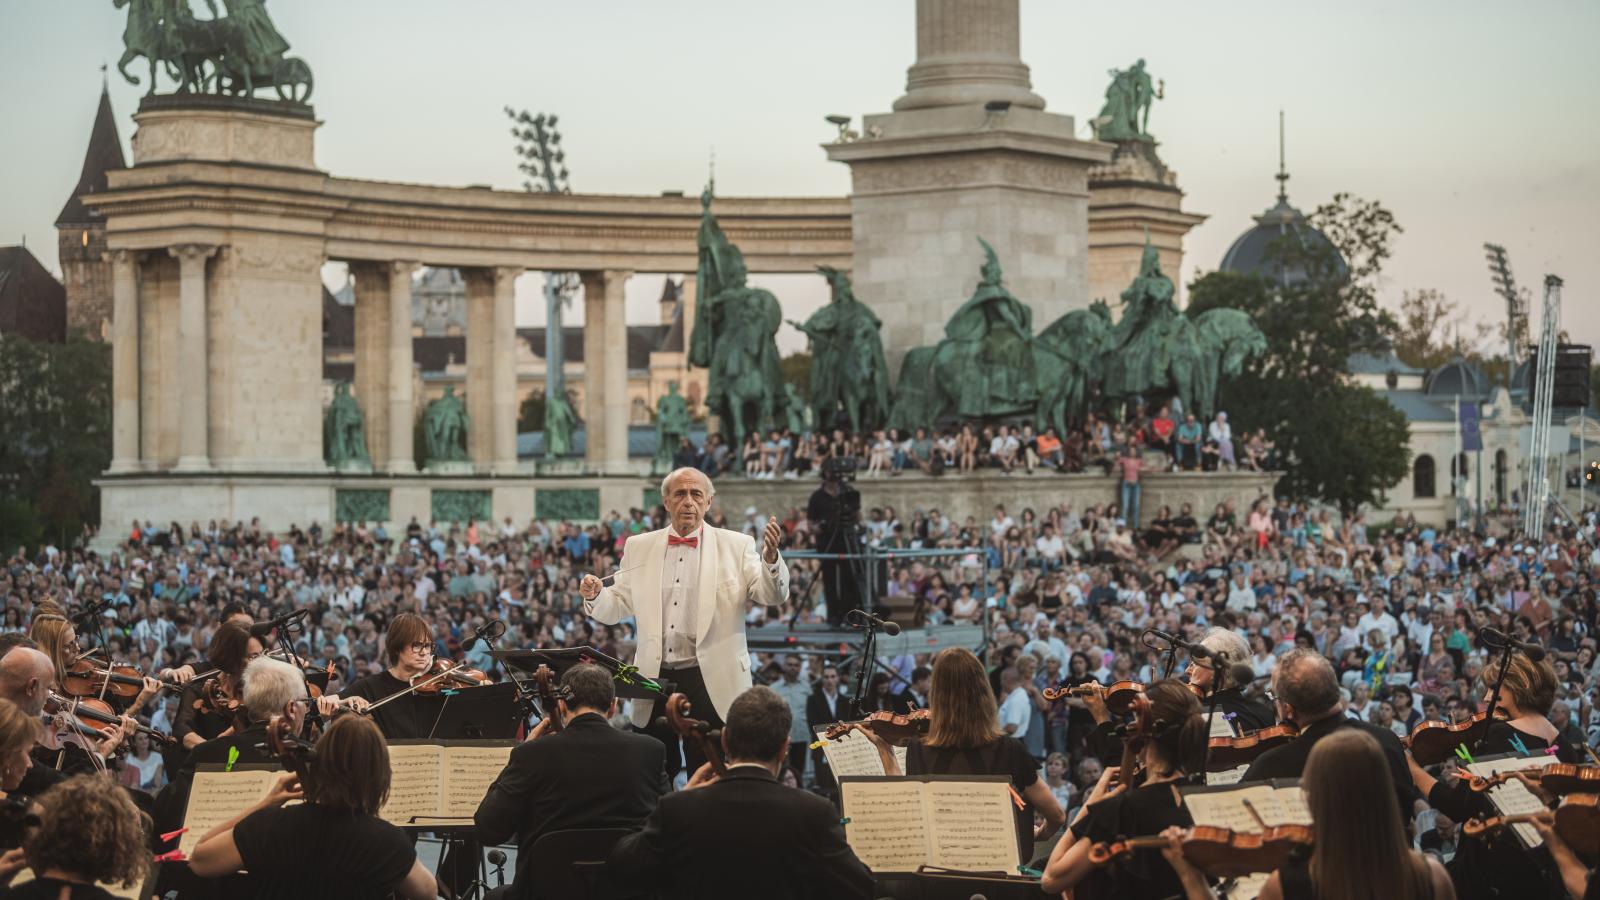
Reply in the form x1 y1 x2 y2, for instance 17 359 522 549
532 665 569 735
661 693 726 777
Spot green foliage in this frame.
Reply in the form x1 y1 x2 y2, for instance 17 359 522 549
0 333 112 551
779 351 812 404
1189 194 1411 515
518 392 547 433
1390 289 1493 372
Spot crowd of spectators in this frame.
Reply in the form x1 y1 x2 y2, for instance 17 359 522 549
670 403 1280 483
4 482 1597 856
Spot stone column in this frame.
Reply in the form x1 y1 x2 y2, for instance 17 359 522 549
349 263 391 467
464 271 495 469
387 261 419 474
490 267 520 473
600 270 632 472
107 250 141 473
170 244 217 471
579 272 608 469
896 0 1044 112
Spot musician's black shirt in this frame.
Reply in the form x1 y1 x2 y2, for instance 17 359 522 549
1069 781 1194 900
343 671 432 740
233 802 415 900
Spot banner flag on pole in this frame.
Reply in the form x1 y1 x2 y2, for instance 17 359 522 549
1459 401 1483 452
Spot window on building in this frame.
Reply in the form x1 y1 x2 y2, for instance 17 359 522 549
1414 454 1436 499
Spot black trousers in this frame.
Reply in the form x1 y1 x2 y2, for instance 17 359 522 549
638 664 723 782
821 558 864 627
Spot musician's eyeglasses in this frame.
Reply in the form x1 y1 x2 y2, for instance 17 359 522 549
408 642 434 655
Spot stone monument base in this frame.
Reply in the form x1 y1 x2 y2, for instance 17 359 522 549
424 461 474 476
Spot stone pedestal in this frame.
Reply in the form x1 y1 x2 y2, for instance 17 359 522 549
825 0 1111 374
131 97 318 170
1086 141 1208 309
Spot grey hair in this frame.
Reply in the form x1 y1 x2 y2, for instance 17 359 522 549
242 657 308 721
1199 627 1252 668
659 467 715 502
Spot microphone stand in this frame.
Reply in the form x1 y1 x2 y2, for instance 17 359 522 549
1474 636 1516 755
1199 658 1224 776
1142 630 1179 680
847 612 883 721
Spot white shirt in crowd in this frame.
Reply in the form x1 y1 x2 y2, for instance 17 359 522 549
998 686 1031 739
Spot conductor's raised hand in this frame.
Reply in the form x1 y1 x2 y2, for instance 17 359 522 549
579 573 603 601
762 516 783 564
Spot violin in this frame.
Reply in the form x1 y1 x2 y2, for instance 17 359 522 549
1463 794 1600 854
408 659 491 694
1042 680 1145 716
1469 764 1600 795
47 690 170 746
1088 824 1314 879
194 677 249 733
823 709 931 747
532 665 568 735
1116 694 1158 788
1407 712 1497 766
1208 724 1299 771
662 693 726 777
62 658 146 701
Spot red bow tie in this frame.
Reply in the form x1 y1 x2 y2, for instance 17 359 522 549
667 534 699 548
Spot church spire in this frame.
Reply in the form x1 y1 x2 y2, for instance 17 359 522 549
55 81 127 227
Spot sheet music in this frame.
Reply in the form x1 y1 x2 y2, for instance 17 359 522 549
1207 764 1249 786
1239 785 1312 827
441 745 512 817
380 743 444 826
813 726 908 778
181 769 278 856
1182 789 1262 833
1223 872 1271 900
925 780 1018 873
839 779 930 873
1466 756 1551 848
1182 783 1308 833
1209 713 1238 738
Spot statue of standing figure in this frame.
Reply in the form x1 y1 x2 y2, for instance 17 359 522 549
543 389 578 459
423 387 470 463
652 382 692 474
1094 58 1161 142
789 267 891 432
323 382 369 465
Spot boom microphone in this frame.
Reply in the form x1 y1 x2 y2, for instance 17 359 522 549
249 609 311 638
846 609 900 637
1478 627 1546 662
460 619 507 652
1142 628 1215 662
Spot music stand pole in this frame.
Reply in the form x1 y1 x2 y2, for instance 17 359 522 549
849 617 881 721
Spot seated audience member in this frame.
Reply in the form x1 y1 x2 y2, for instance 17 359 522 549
475 663 668 900
609 686 874 900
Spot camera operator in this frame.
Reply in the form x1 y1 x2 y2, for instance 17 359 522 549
808 458 864 628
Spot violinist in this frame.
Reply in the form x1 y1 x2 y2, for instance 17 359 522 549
1162 730 1455 900
0 646 130 790
1041 679 1208 900
172 622 259 750
1405 651 1573 900
1185 627 1273 733
473 663 667 900
8 774 151 900
0 696 42 849
32 615 161 718
155 601 253 690
335 613 446 740
846 648 1064 862
189 715 438 900
1241 649 1415 815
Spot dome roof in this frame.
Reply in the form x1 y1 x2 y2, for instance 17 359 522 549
1424 358 1489 398
1219 194 1347 286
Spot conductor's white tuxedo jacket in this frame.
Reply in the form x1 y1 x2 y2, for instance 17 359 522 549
585 524 789 728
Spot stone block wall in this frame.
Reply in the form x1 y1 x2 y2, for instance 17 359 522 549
57 224 113 339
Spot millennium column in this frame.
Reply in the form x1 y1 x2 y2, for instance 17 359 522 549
600 270 632 473
825 0 1111 375
465 269 495 470
387 261 419 474
107 249 141 473
490 267 520 473
350 263 391 468
579 271 609 470
170 243 217 471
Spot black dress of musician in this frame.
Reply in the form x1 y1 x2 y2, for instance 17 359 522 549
1043 680 1208 900
1407 652 1576 900
337 614 439 739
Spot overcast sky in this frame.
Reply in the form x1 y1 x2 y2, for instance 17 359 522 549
3 0 1596 353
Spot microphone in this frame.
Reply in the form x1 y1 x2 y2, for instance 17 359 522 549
1143 628 1214 662
1225 663 1258 692
249 609 311 638
460 619 506 652
1478 627 1546 662
70 598 114 626
846 609 900 637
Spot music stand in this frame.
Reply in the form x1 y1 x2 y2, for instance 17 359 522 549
491 646 672 701
422 682 524 741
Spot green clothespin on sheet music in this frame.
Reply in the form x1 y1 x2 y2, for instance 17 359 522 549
226 746 240 772
1508 734 1530 757
1454 744 1474 765
1018 866 1043 878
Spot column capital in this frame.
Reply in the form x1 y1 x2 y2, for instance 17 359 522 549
103 248 141 267
168 243 219 263
390 259 421 277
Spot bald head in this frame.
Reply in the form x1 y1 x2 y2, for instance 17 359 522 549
1273 648 1342 724
0 648 55 715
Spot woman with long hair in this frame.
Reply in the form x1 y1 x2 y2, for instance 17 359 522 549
9 775 150 899
1163 729 1453 900
173 621 263 750
190 715 436 899
850 648 1065 862
1041 679 1208 899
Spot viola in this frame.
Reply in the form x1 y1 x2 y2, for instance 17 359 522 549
532 665 569 735
194 677 249 734
1088 824 1314 879
1407 712 1496 766
1042 680 1145 716
47 691 169 745
662 693 726 777
265 712 315 782
62 659 145 701
823 709 931 747
1463 794 1600 854
408 659 491 694
1207 724 1299 771
1469 763 1600 795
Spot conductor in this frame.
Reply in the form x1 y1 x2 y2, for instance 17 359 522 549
581 467 789 777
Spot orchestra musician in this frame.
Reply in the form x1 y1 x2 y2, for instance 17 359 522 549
334 613 449 738
608 686 873 900
1241 649 1415 814
169 604 255 747
172 622 260 750
1184 627 1274 732
0 644 129 792
31 614 160 718
1405 651 1573 900
9 775 150 900
189 715 438 900
474 663 668 900
153 601 254 688
848 648 1065 863
1041 679 1208 899
1163 729 1455 900
580 467 789 777
0 696 42 846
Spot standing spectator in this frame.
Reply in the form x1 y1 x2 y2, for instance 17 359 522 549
769 654 814 781
997 666 1031 740
1116 446 1146 529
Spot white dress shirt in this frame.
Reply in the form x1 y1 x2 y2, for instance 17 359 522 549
661 525 703 667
